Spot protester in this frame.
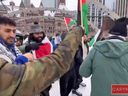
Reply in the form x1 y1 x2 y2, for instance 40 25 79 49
55 33 61 46
59 31 87 96
20 22 53 53
0 16 32 65
59 32 76 96
16 30 23 47
20 22 52 96
72 43 84 96
20 22 53 54
83 33 89 58
51 36 57 51
0 16 85 96
79 17 128 96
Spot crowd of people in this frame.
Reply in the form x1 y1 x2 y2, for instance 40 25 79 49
0 16 128 96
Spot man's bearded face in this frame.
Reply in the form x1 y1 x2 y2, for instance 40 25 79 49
33 33 44 43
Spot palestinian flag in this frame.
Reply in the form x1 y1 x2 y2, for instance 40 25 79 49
64 17 77 27
88 29 101 47
32 43 52 59
97 21 106 41
77 0 88 36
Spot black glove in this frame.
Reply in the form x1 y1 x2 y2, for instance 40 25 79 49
25 43 43 52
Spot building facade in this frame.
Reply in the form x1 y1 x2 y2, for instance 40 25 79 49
105 0 116 12
4 0 69 37
116 0 128 17
88 0 116 32
88 0 105 30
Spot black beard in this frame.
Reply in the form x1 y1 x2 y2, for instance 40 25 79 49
84 40 87 44
32 37 43 43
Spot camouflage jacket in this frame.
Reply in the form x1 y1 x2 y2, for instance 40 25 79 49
0 26 83 96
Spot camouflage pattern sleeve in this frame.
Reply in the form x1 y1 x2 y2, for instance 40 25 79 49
18 45 26 54
0 26 84 96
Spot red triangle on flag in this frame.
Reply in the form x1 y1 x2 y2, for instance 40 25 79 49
64 17 71 26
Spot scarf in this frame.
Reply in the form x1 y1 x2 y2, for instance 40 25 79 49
0 38 22 63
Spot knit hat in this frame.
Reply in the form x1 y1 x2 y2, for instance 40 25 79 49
108 17 128 37
16 30 23 37
30 22 44 34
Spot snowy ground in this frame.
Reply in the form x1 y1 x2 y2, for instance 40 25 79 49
50 77 91 96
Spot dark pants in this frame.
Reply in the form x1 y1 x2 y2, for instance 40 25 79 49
40 85 52 96
73 64 83 90
59 68 76 96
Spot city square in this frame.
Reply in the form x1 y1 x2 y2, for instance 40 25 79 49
0 0 128 96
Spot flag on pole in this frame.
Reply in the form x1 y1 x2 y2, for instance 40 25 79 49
97 21 106 41
77 0 89 36
88 29 101 47
64 17 77 27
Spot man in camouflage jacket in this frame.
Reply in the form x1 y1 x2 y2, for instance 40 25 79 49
0 24 84 96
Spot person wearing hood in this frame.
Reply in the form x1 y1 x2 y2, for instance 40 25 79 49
19 22 53 96
79 17 128 96
20 22 53 54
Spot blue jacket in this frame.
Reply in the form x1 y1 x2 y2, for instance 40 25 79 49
51 39 57 51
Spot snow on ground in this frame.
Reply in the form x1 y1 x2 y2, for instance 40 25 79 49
50 77 91 96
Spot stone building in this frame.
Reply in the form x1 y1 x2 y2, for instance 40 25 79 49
11 0 69 37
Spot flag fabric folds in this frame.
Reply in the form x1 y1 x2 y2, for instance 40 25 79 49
88 29 101 47
33 43 52 59
77 0 89 36
64 17 77 27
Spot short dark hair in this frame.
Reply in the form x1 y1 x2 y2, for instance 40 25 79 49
56 33 60 36
0 16 16 27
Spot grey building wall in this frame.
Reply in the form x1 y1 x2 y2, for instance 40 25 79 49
116 0 128 17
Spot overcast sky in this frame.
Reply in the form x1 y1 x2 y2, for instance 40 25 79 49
2 0 78 10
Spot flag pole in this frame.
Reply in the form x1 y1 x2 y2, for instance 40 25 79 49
64 17 69 32
80 0 83 26
80 0 86 60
